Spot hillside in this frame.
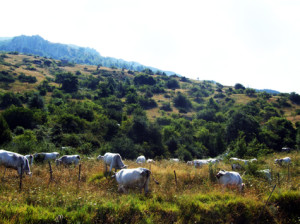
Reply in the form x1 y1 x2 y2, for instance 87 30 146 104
0 35 176 75
0 52 300 160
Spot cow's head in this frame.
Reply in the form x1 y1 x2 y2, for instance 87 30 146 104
24 158 32 177
55 159 61 166
97 155 104 160
216 170 226 179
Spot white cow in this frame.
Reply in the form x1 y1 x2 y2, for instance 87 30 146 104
170 158 180 162
231 163 242 170
147 159 155 163
56 155 80 166
34 152 60 163
97 152 127 172
230 157 249 165
216 170 245 191
193 159 209 168
25 154 33 166
114 167 152 194
275 157 291 165
0 150 32 177
208 158 219 164
258 169 272 182
186 161 193 166
136 155 146 164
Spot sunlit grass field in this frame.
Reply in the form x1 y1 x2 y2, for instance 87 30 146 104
0 151 299 223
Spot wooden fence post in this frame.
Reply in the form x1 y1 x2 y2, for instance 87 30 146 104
48 161 53 181
288 164 290 182
174 170 177 187
257 184 276 223
78 164 81 182
19 166 23 192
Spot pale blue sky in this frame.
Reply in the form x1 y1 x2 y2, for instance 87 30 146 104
1 0 300 93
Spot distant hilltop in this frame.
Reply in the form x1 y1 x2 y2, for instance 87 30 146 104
0 35 176 75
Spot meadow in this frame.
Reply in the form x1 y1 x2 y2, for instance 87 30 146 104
0 151 299 224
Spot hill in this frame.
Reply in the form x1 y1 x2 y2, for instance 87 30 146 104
0 35 176 75
0 52 300 160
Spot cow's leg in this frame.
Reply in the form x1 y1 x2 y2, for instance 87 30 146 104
2 168 7 180
144 177 150 194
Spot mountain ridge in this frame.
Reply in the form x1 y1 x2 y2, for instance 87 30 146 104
0 35 176 75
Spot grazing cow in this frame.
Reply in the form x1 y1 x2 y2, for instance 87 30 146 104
55 155 80 166
170 158 179 162
187 161 193 166
231 163 242 170
34 152 60 163
282 147 291 153
25 154 33 166
193 159 209 168
258 169 272 182
230 157 249 165
114 167 154 194
0 150 32 177
147 159 155 163
207 158 219 164
216 170 245 191
136 155 146 164
249 158 257 163
97 152 127 173
275 157 291 165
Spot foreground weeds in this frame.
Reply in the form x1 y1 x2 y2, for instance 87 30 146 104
0 151 299 223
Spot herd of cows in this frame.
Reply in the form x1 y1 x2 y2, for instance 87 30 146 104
0 149 293 194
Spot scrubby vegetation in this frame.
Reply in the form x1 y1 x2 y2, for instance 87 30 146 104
0 52 299 223
0 53 299 160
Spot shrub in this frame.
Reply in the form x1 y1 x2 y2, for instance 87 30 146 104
0 71 15 83
18 73 37 83
0 114 12 144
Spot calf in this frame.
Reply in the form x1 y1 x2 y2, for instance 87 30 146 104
136 155 146 164
216 170 244 191
275 157 291 166
97 152 127 173
56 155 80 166
34 152 59 163
0 149 32 177
114 167 152 194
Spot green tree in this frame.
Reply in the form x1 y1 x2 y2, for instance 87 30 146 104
0 114 12 144
0 92 22 109
27 93 45 109
226 110 260 144
2 106 36 130
262 117 296 151
173 92 192 110
166 79 180 89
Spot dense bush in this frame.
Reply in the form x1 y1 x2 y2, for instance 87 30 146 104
18 73 37 83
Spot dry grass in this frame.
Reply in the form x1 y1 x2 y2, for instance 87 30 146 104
0 151 299 223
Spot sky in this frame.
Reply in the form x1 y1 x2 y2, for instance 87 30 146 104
1 0 300 94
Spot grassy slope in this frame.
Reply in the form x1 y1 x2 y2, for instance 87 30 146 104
1 53 299 124
0 151 299 223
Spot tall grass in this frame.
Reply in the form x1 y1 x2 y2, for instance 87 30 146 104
0 151 299 223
